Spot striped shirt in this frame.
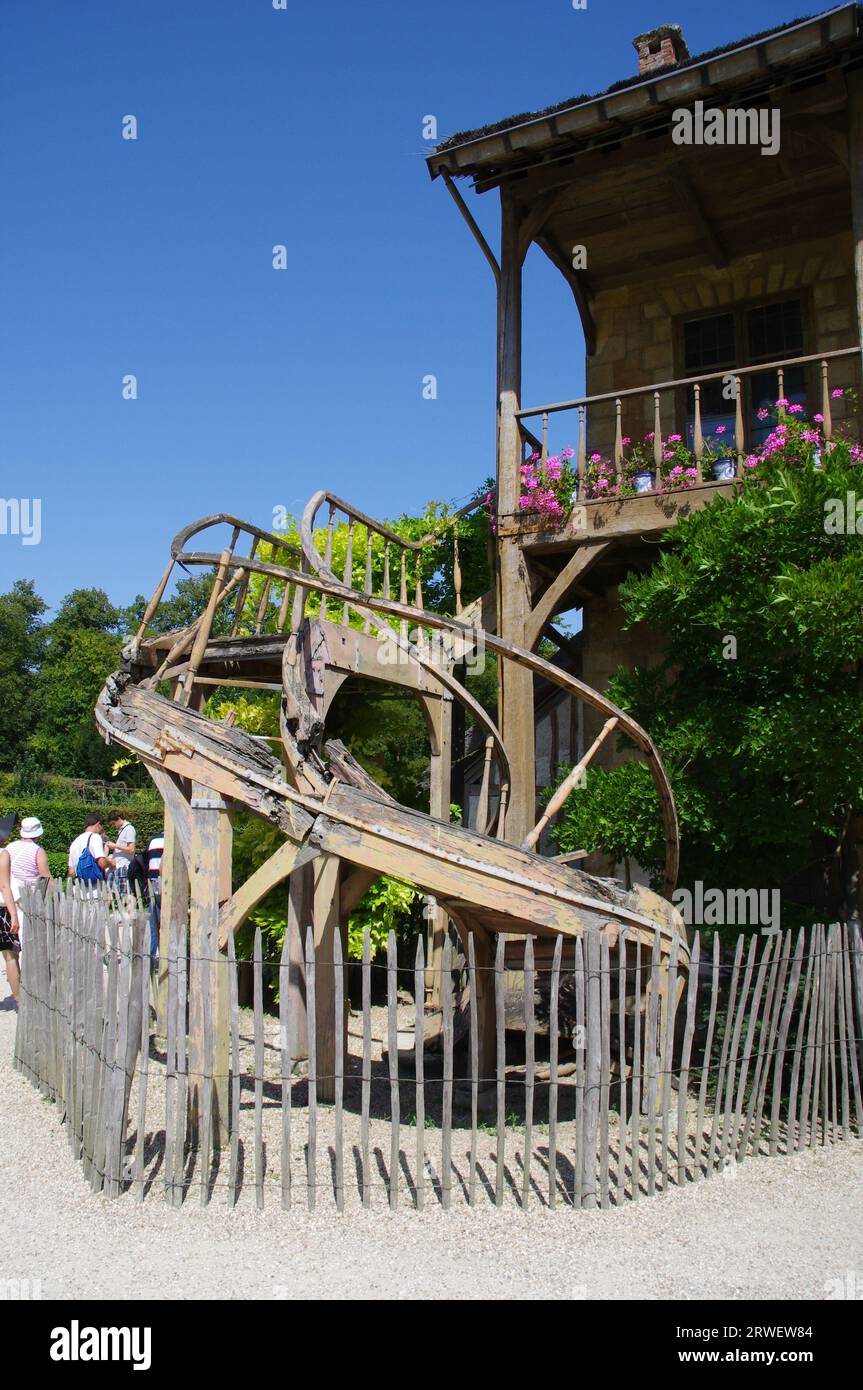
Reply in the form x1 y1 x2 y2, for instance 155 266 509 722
147 834 165 878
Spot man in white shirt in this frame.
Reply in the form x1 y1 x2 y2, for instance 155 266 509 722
106 811 137 893
68 814 111 884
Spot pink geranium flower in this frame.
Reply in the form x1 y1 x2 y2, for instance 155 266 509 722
832 388 845 399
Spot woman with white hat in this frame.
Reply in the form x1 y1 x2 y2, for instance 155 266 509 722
6 816 51 888
0 813 22 1004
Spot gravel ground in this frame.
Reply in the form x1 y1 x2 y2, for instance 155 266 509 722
3 968 863 1302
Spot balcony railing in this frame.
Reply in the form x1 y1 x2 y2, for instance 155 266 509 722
515 346 861 498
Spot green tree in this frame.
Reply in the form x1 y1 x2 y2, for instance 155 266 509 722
0 580 47 769
552 428 863 922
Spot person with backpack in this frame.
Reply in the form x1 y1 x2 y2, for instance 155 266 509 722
67 813 111 888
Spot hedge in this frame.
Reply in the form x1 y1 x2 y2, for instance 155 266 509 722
0 801 165 859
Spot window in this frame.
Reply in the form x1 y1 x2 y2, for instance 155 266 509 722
681 298 807 448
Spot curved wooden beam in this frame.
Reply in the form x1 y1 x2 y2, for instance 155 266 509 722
525 541 609 650
217 840 320 948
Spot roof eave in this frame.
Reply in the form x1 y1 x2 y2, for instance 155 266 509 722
426 2 862 183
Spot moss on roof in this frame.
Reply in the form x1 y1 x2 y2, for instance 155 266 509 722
433 9 846 154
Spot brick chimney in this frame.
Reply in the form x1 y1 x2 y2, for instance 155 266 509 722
632 24 690 77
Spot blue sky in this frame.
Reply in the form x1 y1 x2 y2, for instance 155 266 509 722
1 0 805 609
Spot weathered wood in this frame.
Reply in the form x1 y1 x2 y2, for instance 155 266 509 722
707 934 744 1177
522 716 618 852
228 929 241 1207
253 926 264 1210
644 932 661 1198
312 855 342 1104
133 916 151 1201
742 929 788 1162
799 925 822 1151
164 917 178 1202
615 930 628 1202
676 932 701 1186
841 922 863 1134
415 937 426 1211
599 934 611 1210
361 928 371 1208
334 927 345 1213
495 933 506 1206
769 929 805 1156
173 918 188 1207
659 931 680 1192
548 934 562 1209
630 937 642 1200
387 930 400 1211
198 938 214 1207
719 934 759 1170
574 935 586 1207
522 935 535 1209
442 936 454 1211
305 925 317 1211
787 929 816 1153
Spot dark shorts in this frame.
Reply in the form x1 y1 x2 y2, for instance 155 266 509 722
0 907 20 953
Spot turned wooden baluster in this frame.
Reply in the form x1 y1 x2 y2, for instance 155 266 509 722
342 517 355 626
383 539 391 602
230 536 258 637
693 383 704 464
291 554 309 636
320 502 336 621
577 404 586 496
399 547 408 643
522 716 619 852
735 375 745 475
135 558 175 645
453 525 463 616
541 412 549 465
182 549 232 705
476 736 494 836
614 399 624 470
821 360 834 441
363 527 374 634
777 367 786 404
277 579 293 633
653 392 663 472
254 577 272 636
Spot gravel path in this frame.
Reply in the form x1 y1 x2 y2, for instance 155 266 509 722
2 976 862 1302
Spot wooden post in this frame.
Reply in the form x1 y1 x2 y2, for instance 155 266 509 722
496 189 534 844
186 782 226 1149
849 70 863 377
311 854 343 1104
155 810 188 1043
426 694 453 1011
214 803 233 1148
286 862 312 1061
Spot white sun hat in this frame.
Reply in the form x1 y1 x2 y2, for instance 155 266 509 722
20 816 45 839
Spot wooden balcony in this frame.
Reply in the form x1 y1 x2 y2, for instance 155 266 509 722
511 346 861 555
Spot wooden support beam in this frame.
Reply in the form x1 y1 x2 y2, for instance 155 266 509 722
517 188 568 263
187 782 227 1149
425 694 454 1011
522 717 618 852
217 839 320 948
155 808 188 1044
312 854 343 1104
441 169 500 286
534 232 598 356
667 162 729 268
525 542 609 651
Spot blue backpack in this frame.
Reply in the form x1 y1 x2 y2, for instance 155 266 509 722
76 833 104 884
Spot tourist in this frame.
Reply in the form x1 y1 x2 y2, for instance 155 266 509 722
147 828 165 958
105 811 137 894
7 816 51 890
67 813 110 886
0 812 22 1005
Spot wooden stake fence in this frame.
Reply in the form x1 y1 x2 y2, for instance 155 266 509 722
12 887 863 1212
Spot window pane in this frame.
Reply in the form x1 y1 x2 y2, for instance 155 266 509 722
747 300 803 364
684 312 736 372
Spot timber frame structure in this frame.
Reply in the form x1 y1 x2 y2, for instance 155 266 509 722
98 500 684 1125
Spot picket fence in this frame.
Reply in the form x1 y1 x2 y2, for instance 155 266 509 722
12 885 863 1212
